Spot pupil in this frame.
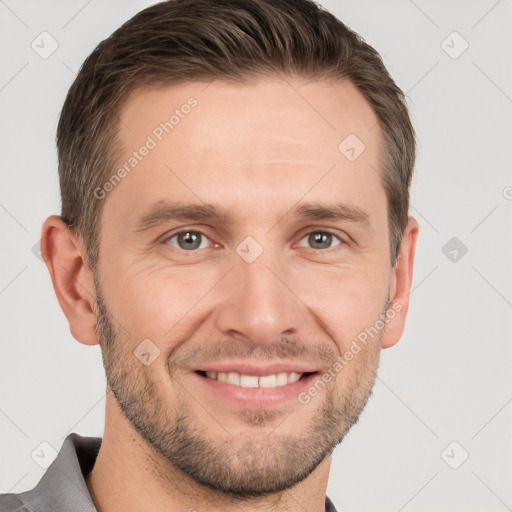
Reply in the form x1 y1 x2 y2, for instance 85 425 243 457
179 231 201 250
176 232 332 250
310 232 331 249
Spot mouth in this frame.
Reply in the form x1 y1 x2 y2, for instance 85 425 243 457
195 370 317 389
189 360 323 408
191 364 321 408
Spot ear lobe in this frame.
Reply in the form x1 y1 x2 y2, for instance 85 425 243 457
41 215 100 346
381 216 419 349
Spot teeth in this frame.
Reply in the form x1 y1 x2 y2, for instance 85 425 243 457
276 372 288 386
203 371 306 388
287 372 301 384
226 372 240 385
240 375 259 388
259 374 276 388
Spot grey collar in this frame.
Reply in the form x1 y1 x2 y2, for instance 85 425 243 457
1 433 339 512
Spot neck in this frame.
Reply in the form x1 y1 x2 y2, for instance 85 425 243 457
85 394 332 512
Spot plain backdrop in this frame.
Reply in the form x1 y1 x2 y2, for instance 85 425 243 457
1 1 511 511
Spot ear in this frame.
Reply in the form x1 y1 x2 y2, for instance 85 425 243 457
381 216 419 349
40 215 100 346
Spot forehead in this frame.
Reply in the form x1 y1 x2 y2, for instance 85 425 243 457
105 77 385 230
119 77 380 157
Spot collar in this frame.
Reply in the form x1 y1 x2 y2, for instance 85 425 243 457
2 433 338 512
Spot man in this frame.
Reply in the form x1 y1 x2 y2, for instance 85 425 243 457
0 0 418 510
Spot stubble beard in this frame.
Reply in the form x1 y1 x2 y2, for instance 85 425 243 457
93 276 383 498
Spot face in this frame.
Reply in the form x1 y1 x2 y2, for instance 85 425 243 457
93 77 394 496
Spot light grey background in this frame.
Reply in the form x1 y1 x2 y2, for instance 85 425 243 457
1 1 511 510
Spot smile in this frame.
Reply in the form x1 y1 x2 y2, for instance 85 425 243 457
197 370 314 389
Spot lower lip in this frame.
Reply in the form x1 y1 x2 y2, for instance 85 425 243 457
192 371 320 408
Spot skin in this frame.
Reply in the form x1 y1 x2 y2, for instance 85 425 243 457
42 77 418 512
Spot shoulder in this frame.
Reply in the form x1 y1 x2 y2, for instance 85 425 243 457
0 433 102 512
0 492 32 511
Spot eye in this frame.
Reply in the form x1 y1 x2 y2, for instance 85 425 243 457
297 230 343 250
164 229 212 251
162 228 344 253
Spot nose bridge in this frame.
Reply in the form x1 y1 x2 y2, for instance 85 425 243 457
214 242 304 345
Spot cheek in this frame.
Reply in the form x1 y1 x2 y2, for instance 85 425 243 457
101 245 390 352
294 263 389 350
102 263 221 343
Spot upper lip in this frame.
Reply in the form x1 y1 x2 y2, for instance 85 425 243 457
194 361 319 377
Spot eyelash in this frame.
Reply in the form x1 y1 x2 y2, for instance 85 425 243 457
162 228 345 252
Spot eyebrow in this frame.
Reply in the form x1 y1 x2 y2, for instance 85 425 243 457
133 200 370 232
294 202 370 224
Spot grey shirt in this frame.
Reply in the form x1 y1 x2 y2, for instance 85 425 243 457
0 433 339 512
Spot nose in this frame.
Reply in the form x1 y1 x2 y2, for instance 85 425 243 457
213 246 306 346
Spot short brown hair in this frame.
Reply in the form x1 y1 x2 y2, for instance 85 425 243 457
57 0 415 274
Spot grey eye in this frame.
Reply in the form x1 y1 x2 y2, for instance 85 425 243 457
299 231 342 250
167 231 210 251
